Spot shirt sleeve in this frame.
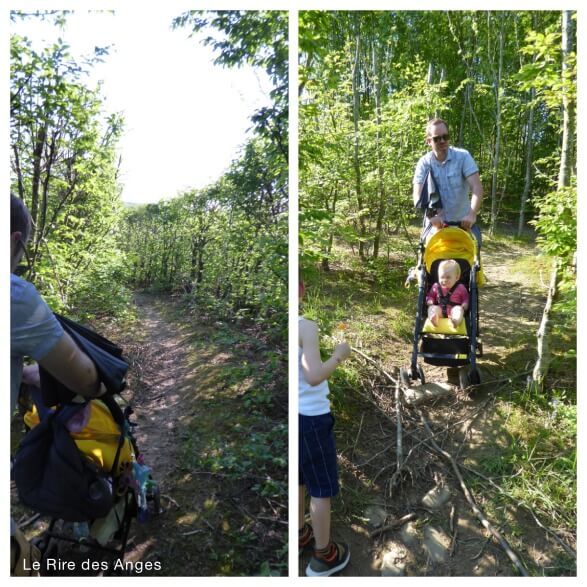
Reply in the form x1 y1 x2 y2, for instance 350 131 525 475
11 275 64 361
461 150 479 179
413 154 430 185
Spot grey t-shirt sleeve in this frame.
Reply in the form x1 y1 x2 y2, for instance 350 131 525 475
11 274 63 361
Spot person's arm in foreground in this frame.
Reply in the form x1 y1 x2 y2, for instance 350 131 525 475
37 332 104 398
300 320 351 387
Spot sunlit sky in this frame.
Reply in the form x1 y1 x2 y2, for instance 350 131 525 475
10 8 273 204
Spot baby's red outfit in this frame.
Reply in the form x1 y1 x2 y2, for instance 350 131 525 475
426 283 469 316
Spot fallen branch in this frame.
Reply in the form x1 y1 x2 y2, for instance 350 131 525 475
180 529 204 536
369 512 417 538
161 494 180 508
417 408 529 576
351 347 398 386
395 376 403 476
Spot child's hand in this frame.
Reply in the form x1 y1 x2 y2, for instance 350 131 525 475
333 342 351 363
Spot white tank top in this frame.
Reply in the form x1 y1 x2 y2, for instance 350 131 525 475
299 316 330 416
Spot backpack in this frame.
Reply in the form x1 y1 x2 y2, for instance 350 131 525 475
12 402 113 522
39 313 129 407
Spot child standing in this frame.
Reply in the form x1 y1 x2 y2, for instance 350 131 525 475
299 283 351 577
426 259 469 327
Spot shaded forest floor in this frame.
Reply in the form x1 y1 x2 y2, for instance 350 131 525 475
299 229 576 577
11 292 288 577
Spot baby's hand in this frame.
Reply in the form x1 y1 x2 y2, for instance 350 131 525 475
334 342 351 363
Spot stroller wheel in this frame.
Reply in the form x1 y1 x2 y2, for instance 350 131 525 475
469 368 481 385
400 365 425 387
459 367 481 391
400 368 412 388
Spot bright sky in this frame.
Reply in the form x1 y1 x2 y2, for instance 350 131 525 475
10 8 273 204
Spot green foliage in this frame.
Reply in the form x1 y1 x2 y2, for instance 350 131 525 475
10 22 128 318
530 181 576 265
122 137 287 344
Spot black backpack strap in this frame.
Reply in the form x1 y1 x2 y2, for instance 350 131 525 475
437 283 459 318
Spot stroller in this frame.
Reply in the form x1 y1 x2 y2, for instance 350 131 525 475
401 225 484 390
12 315 161 574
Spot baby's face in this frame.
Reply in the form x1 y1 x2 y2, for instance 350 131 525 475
438 267 458 289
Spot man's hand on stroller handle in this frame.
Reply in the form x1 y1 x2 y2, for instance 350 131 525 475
460 209 477 230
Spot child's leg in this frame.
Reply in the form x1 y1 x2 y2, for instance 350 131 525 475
310 497 331 550
450 305 464 326
428 304 442 326
299 485 306 528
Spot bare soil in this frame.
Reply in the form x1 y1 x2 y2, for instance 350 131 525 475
299 238 576 577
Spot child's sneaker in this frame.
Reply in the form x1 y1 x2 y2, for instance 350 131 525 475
299 523 314 554
305 541 350 576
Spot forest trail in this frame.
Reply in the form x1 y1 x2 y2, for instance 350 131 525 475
118 293 287 576
299 237 575 577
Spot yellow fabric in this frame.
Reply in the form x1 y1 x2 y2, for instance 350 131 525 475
424 227 486 286
422 317 467 335
24 399 134 475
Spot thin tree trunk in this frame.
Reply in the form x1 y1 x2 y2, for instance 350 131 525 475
372 41 386 259
489 13 505 235
558 10 573 190
531 260 559 390
351 26 366 260
518 88 535 237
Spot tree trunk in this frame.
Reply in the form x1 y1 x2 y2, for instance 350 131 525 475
558 10 573 190
351 26 366 260
530 259 559 390
372 41 386 259
489 13 505 235
517 88 535 237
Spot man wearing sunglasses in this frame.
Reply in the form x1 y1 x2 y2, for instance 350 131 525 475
10 194 105 575
412 118 483 247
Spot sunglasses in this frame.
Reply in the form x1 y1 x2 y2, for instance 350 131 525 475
431 134 450 144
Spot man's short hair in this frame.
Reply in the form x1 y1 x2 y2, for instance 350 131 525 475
11 194 32 243
426 118 449 137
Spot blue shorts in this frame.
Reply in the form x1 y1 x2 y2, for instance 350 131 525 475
299 413 340 498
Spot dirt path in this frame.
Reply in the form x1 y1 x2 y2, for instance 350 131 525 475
118 293 288 576
299 238 575 577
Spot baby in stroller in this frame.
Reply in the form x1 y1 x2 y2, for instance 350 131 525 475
426 259 469 328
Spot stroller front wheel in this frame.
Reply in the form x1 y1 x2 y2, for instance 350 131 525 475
400 365 425 387
459 367 481 391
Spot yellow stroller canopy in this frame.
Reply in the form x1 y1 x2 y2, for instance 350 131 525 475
423 227 485 286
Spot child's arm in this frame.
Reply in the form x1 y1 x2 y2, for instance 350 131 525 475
458 284 470 311
426 283 438 306
299 319 351 387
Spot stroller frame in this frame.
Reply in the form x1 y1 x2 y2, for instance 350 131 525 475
403 224 483 389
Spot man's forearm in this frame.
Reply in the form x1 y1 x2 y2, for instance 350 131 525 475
470 193 482 215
